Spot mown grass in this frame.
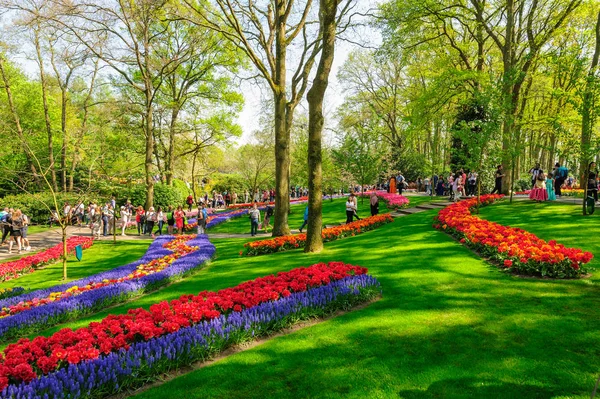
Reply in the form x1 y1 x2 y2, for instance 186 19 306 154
0 240 151 291
208 194 441 235
10 199 600 398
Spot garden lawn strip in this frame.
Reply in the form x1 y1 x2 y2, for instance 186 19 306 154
0 241 151 291
0 237 93 282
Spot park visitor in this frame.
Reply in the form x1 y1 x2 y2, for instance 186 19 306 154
154 207 165 236
174 206 185 234
135 206 145 236
166 206 175 234
0 208 10 245
491 165 505 194
546 171 556 201
467 172 477 196
263 205 274 229
346 194 357 224
146 207 157 236
197 203 207 235
120 206 130 236
299 206 309 233
186 194 194 212
89 205 101 239
249 203 261 236
20 212 30 251
588 162 598 203
529 170 548 202
370 192 379 216
529 163 541 188
8 209 23 254
554 162 568 197
396 172 405 195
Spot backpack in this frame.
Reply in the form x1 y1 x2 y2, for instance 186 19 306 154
12 217 22 229
558 167 568 178
266 206 274 217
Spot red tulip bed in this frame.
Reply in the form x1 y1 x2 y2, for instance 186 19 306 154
0 237 93 283
434 194 593 278
243 214 394 256
0 262 381 397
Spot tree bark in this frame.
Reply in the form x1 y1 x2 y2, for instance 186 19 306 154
271 2 291 236
305 0 340 252
144 97 155 210
581 11 600 214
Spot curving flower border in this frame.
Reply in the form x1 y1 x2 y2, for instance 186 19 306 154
0 235 215 344
434 194 593 278
0 237 93 283
0 262 380 396
243 214 394 256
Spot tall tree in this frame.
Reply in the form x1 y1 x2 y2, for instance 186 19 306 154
183 0 323 236
305 0 345 252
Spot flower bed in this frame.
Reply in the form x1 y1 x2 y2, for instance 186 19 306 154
0 235 215 344
0 262 380 396
360 191 409 209
0 237 93 282
243 214 394 256
0 288 24 301
434 194 593 278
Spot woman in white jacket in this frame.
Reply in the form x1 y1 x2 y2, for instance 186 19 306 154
120 206 130 236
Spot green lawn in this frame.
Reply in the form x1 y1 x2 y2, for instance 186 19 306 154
4 199 597 398
0 240 151 291
8 199 598 398
208 195 442 234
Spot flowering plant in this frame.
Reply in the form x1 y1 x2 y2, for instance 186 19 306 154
0 237 93 283
243 214 394 256
0 288 24 301
360 191 409 209
0 262 377 394
434 194 593 278
0 235 215 344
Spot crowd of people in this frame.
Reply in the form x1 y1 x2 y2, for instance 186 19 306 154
0 208 31 254
526 162 572 202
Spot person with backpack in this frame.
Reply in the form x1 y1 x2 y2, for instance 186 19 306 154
186 194 194 212
263 205 274 230
8 209 23 254
0 208 10 246
248 202 261 236
146 207 157 237
554 162 568 197
197 203 208 234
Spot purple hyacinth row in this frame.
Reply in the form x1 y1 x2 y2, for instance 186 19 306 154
1 274 380 399
0 236 173 309
0 235 216 341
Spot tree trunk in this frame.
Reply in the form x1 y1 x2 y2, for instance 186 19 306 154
60 87 68 192
581 10 600 210
305 0 339 253
166 106 179 186
0 55 39 181
271 4 291 236
62 226 68 280
144 96 155 210
34 27 58 191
